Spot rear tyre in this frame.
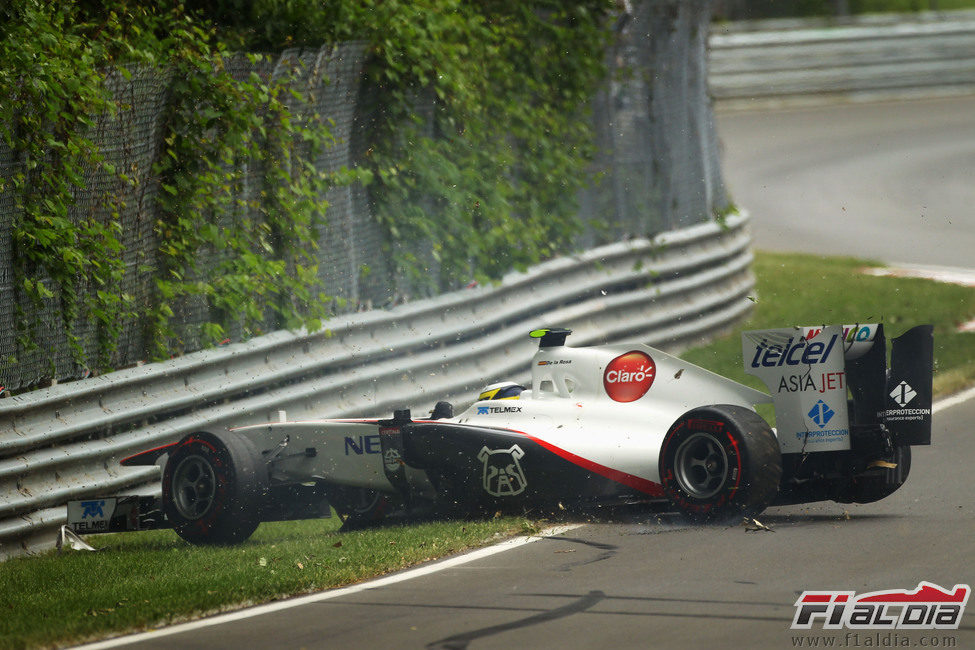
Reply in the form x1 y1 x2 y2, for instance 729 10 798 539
659 405 782 522
834 445 912 504
162 431 267 545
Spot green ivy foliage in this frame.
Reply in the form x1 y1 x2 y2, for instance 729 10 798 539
178 0 615 293
2 0 614 375
0 2 132 370
364 1 614 293
148 20 342 357
1 2 350 364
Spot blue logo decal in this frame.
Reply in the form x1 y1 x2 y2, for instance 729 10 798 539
807 400 835 428
344 435 381 456
81 500 106 519
477 406 489 415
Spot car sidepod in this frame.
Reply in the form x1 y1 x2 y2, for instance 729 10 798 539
402 422 662 513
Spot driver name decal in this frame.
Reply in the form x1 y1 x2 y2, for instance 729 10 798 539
603 351 656 402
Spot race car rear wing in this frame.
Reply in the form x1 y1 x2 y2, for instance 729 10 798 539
743 324 932 454
847 324 933 446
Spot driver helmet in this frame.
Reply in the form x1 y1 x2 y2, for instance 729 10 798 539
477 381 524 401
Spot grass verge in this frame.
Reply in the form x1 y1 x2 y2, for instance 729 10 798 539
0 517 537 650
3 251 974 649
680 252 975 398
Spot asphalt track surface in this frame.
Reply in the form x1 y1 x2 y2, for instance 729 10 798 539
80 97 975 649
716 96 975 268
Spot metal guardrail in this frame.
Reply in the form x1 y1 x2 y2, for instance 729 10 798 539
709 11 975 107
0 214 755 559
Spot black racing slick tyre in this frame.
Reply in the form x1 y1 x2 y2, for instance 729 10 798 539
162 431 268 545
659 405 782 523
834 445 912 504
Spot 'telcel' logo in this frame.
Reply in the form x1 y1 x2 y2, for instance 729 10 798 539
603 351 656 402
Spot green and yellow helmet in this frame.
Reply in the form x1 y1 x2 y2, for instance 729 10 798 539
477 381 524 401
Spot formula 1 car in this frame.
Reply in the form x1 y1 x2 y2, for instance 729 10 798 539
67 324 933 545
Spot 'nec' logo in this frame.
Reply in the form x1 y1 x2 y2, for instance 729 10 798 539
477 445 527 497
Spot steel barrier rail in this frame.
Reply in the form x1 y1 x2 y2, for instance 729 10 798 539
709 11 975 107
0 213 754 558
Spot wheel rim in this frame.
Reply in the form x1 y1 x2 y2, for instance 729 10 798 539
673 432 728 499
171 454 217 519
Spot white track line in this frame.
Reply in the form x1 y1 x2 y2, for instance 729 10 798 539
933 384 975 415
863 264 975 287
73 523 584 649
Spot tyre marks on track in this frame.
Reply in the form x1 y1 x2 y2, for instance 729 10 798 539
426 590 606 650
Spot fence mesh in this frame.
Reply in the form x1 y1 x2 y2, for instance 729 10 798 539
581 0 725 244
0 139 14 385
0 2 725 390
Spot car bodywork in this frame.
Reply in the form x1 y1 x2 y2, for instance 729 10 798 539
67 324 933 544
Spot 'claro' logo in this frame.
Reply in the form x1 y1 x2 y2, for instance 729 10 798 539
603 351 656 402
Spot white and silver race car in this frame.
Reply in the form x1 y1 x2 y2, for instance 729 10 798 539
67 324 933 545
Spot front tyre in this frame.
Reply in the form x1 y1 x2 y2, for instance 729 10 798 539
659 405 781 522
162 431 267 545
